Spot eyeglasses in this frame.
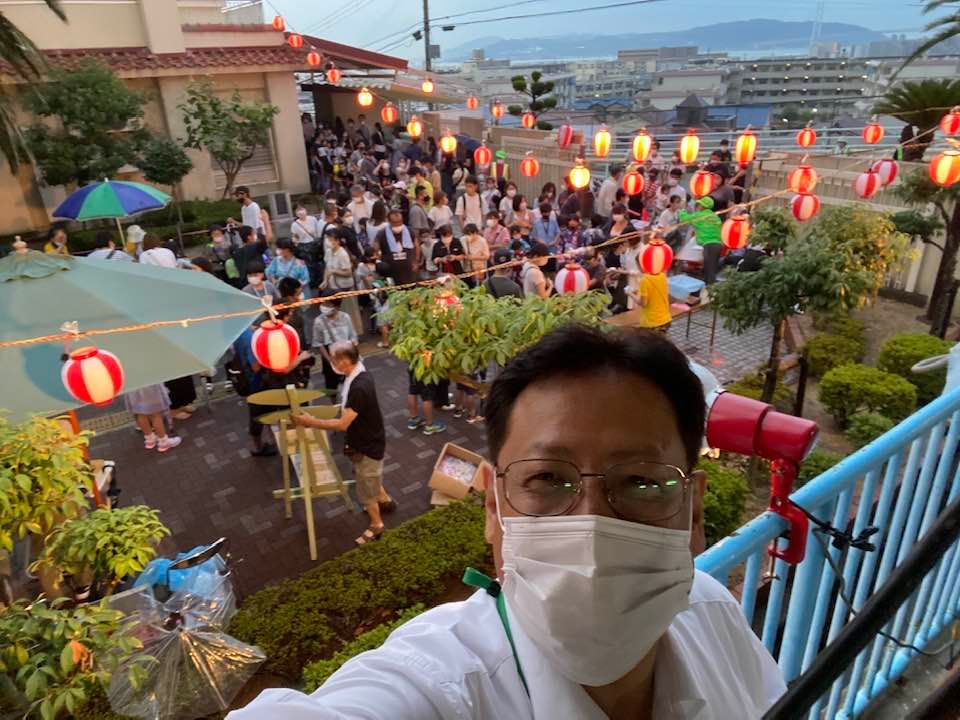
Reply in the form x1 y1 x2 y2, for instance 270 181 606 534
497 459 691 523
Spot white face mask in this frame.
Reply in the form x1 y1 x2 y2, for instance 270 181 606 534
391 224 404 233
247 275 264 286
499 512 693 686
507 189 517 197
343 215 353 224
486 219 497 228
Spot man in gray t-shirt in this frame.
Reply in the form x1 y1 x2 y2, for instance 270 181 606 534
521 242 552 299
484 249 523 299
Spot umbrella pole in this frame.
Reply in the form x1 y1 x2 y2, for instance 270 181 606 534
114 217 124 249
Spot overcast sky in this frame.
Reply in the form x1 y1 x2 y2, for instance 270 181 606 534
266 0 929 63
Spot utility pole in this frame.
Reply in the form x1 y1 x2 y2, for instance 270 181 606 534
423 0 433 111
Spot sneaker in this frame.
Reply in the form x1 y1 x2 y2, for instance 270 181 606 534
157 436 182 453
466 415 485 425
407 415 424 430
422 421 447 436
441 403 456 412
453 408 464 419
143 433 158 450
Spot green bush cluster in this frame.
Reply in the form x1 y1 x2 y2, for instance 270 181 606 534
302 604 426 692
229 500 491 678
813 314 867 346
699 460 750 548
819 364 917 428
877 333 953 405
845 412 896 450
805 333 865 378
797 448 846 488
725 373 794 413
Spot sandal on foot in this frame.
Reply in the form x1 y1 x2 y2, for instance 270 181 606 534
355 526 384 545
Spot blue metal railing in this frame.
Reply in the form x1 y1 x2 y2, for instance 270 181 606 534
696 385 960 719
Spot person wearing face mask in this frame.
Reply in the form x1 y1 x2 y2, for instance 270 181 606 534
483 210 510 252
267 238 310 289
499 182 519 226
431 225 465 276
373 209 418 285
346 185 374 233
312 294 359 395
241 261 278 301
232 325 784 720
520 241 553 299
597 163 623 218
290 205 321 246
227 186 265 241
204 224 232 279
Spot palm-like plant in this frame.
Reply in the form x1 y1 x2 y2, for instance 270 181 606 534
897 1 960 78
873 79 960 160
0 0 65 170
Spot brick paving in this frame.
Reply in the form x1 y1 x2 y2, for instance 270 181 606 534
87 319 772 596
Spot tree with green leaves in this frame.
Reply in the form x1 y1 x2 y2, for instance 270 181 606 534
0 0 66 171
23 61 149 187
139 135 193 225
179 81 279 198
507 71 557 131
895 167 960 334
897 1 960 78
873 79 960 160
712 206 910 404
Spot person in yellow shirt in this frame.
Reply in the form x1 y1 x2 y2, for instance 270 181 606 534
43 226 69 255
406 167 434 211
631 263 674 333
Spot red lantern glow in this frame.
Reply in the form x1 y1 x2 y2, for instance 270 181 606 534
555 263 591 295
466 95 479 110
791 193 820 222
721 216 751 250
422 78 435 94
621 171 645 196
306 51 321 68
557 124 574 148
434 291 461 310
569 159 591 190
940 107 960 136
380 102 398 125
325 64 340 82
520 153 540 178
474 143 492 166
679 129 700 164
492 100 504 120
639 240 673 275
252 320 301 373
735 129 758 166
357 87 374 108
632 130 652 162
439 131 457 155
796 127 817 148
522 112 536 130
929 151 960 187
871 158 898 187
593 125 612 158
271 15 285 31
862 122 884 145
61 346 124 407
788 164 818 194
690 169 718 198
853 170 881 199
407 115 423 139
287 34 304 49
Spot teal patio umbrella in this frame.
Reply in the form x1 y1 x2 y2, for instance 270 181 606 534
0 247 263 419
52 179 173 246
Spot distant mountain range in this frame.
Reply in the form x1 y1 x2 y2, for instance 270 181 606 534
442 19 888 62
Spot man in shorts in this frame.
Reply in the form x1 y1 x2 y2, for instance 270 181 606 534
407 368 448 436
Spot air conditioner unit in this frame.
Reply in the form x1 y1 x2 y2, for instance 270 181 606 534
267 191 293 221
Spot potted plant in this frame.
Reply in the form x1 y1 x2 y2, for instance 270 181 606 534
30 506 169 601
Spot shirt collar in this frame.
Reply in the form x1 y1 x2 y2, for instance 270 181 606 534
339 361 365 403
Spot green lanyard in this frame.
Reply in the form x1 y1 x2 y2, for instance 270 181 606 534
462 567 530 695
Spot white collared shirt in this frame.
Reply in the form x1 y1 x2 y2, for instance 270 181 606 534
227 571 785 720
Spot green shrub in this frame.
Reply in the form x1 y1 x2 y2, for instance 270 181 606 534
877 333 953 405
797 448 846 488
699 460 750 548
819 364 917 427
805 333 864 378
813 313 867 347
726 372 794 412
229 499 491 678
846 412 896 449
302 604 426 692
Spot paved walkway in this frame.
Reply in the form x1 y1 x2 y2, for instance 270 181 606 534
87 315 772 596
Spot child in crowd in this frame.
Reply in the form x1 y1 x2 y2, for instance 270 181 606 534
453 370 487 425
629 253 675 334
419 228 438 279
508 225 530 254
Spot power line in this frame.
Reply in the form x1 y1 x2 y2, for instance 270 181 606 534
429 0 667 29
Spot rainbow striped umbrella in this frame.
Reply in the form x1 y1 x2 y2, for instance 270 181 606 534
53 180 171 221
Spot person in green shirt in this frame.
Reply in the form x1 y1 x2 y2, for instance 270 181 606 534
679 196 723 285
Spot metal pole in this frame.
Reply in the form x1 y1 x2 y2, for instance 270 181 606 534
763 496 960 719
423 0 433 112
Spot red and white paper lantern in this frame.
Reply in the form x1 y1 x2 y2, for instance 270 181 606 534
796 127 817 148
556 124 574 149
853 170 881 199
787 164 818 194
621 171 645 196
632 130 653 162
690 169 718 198
940 108 960 137
521 112 537 130
791 193 820 222
862 122 884 145
930 151 960 187
252 320 300 373
639 241 673 275
61 346 124 407
721 216 751 250
555 263 590 295
679 129 700 164
871 158 898 187
520 153 540 177
434 292 461 310
735 129 758 166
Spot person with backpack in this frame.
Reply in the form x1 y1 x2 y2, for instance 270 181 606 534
483 248 522 299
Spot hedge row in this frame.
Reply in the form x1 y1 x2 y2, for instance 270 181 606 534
229 499 491 678
725 372 794 412
819 364 917 428
877 333 952 405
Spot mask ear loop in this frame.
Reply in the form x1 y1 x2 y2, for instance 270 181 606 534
494 471 506 533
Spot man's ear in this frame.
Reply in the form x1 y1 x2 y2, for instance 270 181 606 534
690 469 707 556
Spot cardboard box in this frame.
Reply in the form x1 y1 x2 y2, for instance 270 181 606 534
428 442 485 500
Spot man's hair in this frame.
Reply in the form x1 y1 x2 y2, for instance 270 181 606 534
463 223 479 235
330 340 359 364
669 168 684 178
239 225 255 243
142 233 162 251
486 325 706 470
93 230 114 249
276 237 294 252
527 241 549 258
465 175 479 186
539 202 552 215
415 184 427 199
719 139 729 146
246 261 265 275
611 203 627 216
438 224 454 238
278 276 301 297
235 185 250 196
609 163 624 177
